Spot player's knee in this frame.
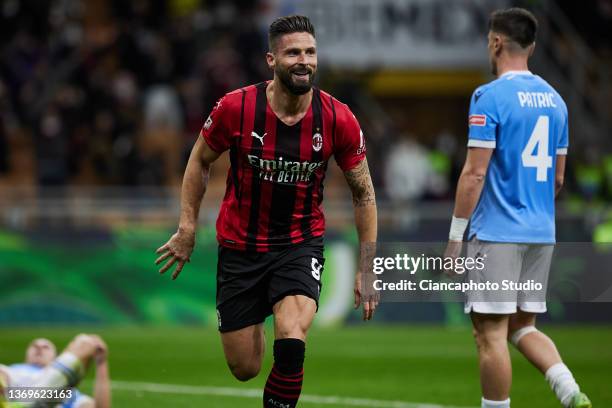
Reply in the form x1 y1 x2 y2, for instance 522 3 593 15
274 296 316 339
87 334 104 344
508 325 538 346
275 310 312 340
66 334 97 359
228 361 260 382
473 328 506 353
75 334 96 349
276 319 309 340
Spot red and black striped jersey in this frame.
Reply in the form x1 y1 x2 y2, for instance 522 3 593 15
201 82 366 251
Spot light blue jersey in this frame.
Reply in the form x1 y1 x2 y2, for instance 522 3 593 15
467 71 568 243
7 364 84 408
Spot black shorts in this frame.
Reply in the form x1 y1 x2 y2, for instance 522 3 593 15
216 236 325 333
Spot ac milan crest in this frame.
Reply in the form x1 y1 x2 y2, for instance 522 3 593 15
312 133 322 152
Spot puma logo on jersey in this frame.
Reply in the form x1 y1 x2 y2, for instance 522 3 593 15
203 115 213 130
251 131 266 145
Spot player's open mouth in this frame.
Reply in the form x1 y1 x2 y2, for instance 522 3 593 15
291 70 310 81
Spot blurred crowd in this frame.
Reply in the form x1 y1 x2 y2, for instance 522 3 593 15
0 0 266 188
0 0 610 210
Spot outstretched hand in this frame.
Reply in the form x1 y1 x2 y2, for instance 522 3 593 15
155 230 195 280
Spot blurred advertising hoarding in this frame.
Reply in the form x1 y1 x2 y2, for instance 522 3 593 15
265 0 509 68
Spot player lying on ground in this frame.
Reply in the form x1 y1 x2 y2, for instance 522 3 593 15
0 335 111 408
155 14 377 408
444 7 590 408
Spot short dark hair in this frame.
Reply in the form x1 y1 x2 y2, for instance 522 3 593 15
489 8 538 48
268 15 315 51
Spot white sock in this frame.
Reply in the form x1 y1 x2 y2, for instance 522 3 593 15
33 352 84 388
482 397 510 407
545 362 580 407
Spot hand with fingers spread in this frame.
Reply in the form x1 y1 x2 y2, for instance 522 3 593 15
354 271 379 321
155 228 196 280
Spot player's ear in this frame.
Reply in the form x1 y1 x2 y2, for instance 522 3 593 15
266 51 275 70
493 34 503 55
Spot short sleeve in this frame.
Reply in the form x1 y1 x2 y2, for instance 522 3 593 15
467 87 499 149
557 109 569 155
200 97 231 153
334 105 366 171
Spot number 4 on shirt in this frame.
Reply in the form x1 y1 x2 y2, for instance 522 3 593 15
521 115 552 182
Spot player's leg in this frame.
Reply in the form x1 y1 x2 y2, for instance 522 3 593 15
511 244 591 408
262 295 315 408
509 312 590 408
471 313 512 408
262 238 323 408
464 239 519 407
273 294 317 340
215 245 274 382
31 334 102 390
220 324 265 381
508 311 560 373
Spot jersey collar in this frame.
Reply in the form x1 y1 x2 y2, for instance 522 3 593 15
500 70 533 78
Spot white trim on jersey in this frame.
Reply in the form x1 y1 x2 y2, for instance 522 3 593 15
467 139 496 148
556 147 568 155
501 70 533 77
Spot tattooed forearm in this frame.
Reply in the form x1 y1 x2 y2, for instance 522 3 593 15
346 158 377 263
344 159 376 207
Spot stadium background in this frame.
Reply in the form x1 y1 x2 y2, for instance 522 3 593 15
0 0 611 406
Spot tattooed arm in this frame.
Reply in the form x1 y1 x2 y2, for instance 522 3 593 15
343 158 378 320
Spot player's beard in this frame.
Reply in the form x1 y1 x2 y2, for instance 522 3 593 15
276 65 315 95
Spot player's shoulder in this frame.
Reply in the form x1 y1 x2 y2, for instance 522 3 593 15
318 88 357 122
218 83 260 109
473 76 507 98
229 82 261 96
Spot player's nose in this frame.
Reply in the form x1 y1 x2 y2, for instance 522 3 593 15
296 52 309 64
